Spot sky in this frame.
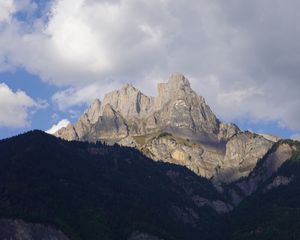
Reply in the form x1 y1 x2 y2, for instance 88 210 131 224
0 0 300 140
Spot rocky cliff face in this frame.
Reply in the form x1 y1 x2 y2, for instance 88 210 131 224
216 132 274 182
55 73 276 183
224 141 295 205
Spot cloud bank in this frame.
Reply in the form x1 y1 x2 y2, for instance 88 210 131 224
0 0 300 131
0 83 44 127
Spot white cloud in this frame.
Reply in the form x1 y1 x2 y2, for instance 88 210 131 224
0 83 45 127
46 118 70 134
52 80 120 110
0 0 16 22
0 0 300 131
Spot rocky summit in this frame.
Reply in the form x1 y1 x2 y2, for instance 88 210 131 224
55 73 278 182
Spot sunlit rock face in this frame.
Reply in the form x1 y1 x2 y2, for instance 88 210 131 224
223 142 295 205
55 73 275 182
215 132 274 182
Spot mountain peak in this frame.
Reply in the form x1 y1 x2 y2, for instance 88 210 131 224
121 83 139 92
101 82 153 120
56 74 221 141
168 73 191 88
54 74 282 182
91 98 101 106
155 73 199 110
85 98 102 124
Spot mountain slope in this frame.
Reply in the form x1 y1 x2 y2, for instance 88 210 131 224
0 219 70 240
227 140 300 239
54 73 275 182
0 130 228 240
1 131 300 239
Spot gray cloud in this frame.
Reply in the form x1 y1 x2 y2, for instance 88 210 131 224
0 0 300 131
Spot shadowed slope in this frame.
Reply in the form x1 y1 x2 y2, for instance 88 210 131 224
0 130 227 240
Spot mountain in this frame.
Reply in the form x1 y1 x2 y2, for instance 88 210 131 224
228 139 300 240
0 130 228 240
3 73 299 239
1 131 300 240
55 73 277 183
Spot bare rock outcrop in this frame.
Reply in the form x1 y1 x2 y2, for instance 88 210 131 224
192 196 233 214
225 142 294 205
90 104 129 141
216 132 274 182
218 122 240 141
54 73 277 183
258 133 281 142
55 124 78 141
102 84 154 120
138 132 224 178
154 74 219 135
128 231 164 240
266 175 294 190
0 219 69 240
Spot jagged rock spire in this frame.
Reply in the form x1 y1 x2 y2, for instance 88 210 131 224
101 83 154 119
53 73 280 183
55 73 222 140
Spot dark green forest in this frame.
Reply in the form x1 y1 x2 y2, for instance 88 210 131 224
0 130 299 239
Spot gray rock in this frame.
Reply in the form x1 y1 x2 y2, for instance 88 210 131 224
133 132 224 178
0 219 69 240
192 196 233 214
266 175 294 190
91 104 129 141
53 73 278 183
154 74 219 134
102 83 154 120
55 124 78 141
85 98 102 124
128 231 164 240
227 142 294 205
258 133 281 142
218 122 240 141
216 132 274 182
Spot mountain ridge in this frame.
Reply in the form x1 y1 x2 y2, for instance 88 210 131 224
54 73 278 182
0 130 228 240
1 130 300 239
